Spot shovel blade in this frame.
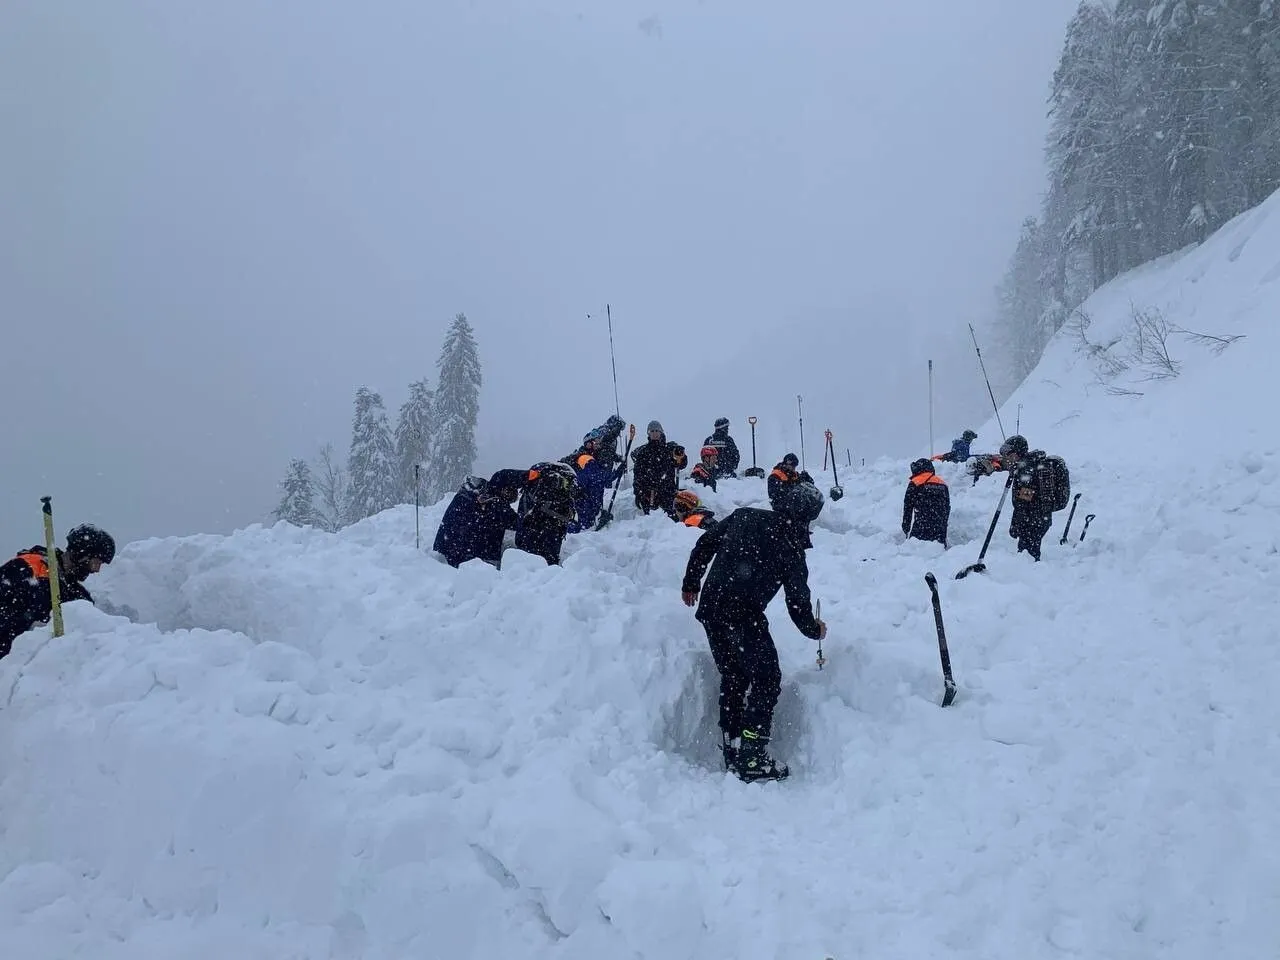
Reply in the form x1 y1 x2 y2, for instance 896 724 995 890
829 485 844 501
954 562 986 580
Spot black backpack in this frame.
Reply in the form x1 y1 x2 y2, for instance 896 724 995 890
520 462 579 522
1036 455 1071 512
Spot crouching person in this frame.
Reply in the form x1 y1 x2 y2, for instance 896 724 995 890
515 462 580 565
1 524 116 660
672 490 718 531
433 470 527 568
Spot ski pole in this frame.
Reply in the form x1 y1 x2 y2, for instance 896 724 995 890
1058 493 1081 545
968 323 1006 440
41 497 64 638
606 304 621 418
797 395 806 471
814 598 825 669
928 358 934 457
414 464 421 549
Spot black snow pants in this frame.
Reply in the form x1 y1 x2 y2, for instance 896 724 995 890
701 615 782 740
1010 506 1053 561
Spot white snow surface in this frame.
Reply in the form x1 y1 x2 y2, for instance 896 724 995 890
5 194 1280 958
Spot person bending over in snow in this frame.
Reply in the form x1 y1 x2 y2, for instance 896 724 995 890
433 470 526 568
564 429 626 532
631 420 687 516
515 462 580 565
690 446 720 492
934 429 977 464
767 453 813 510
902 458 950 546
587 415 627 472
0 524 116 659
703 417 740 478
671 490 718 531
1001 435 1054 561
681 481 827 783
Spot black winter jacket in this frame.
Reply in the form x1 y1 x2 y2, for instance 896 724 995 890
433 478 519 568
767 463 813 509
902 472 950 544
632 435 687 512
0 546 93 658
703 427 741 476
682 507 821 637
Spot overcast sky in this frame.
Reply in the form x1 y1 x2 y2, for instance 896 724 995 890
1 0 1079 550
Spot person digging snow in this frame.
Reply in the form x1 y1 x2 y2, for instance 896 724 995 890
1001 434 1054 561
767 453 813 510
902 458 950 546
564 429 626 532
432 470 526 568
690 445 720 492
671 489 718 531
933 429 977 464
0 524 116 659
681 480 827 783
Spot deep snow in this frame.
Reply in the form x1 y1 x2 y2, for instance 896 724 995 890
4 193 1280 957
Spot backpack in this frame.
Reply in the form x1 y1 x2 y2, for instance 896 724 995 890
1036 455 1071 512
521 462 579 521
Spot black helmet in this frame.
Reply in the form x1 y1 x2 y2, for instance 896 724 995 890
778 481 824 524
67 524 116 564
999 435 1029 458
962 429 977 441
910 458 935 476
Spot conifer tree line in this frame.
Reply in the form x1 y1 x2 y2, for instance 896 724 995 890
991 0 1280 391
272 313 482 529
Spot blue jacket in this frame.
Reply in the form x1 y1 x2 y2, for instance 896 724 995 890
433 477 518 567
935 437 972 463
566 450 625 532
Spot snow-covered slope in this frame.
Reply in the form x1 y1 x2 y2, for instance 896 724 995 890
3 193 1280 958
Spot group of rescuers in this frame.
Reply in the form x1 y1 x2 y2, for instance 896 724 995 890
2 416 1065 784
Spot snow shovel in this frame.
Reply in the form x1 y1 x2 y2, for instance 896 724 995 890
595 423 636 531
825 430 843 501
924 572 957 706
1077 513 1096 543
955 473 1014 579
1058 493 1081 545
744 416 765 478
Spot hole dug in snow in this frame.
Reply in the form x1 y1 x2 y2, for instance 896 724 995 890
657 649 812 776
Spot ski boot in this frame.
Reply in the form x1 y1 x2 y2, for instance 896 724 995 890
719 731 739 771
733 729 789 783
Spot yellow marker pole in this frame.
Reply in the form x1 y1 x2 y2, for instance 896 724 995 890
40 496 64 637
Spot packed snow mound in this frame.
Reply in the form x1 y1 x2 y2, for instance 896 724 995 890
4 193 1280 957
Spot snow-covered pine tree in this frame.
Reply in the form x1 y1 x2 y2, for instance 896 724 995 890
345 386 398 522
427 313 482 501
273 458 317 526
394 378 434 504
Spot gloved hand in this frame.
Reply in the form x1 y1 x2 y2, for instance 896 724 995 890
1015 487 1035 502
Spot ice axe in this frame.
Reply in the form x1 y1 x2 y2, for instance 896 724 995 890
744 416 765 478
825 430 843 501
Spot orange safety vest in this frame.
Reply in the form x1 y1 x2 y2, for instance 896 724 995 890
575 453 594 470
910 473 946 487
770 467 793 483
15 551 49 579
682 513 708 528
